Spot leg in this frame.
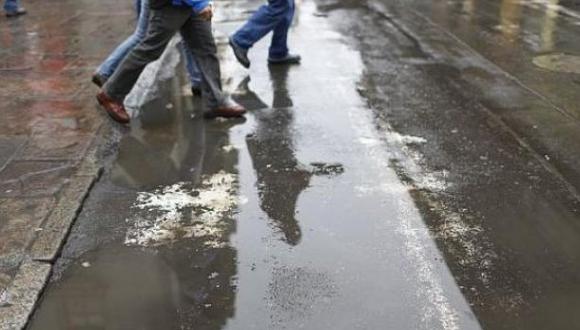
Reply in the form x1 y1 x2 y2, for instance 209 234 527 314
96 0 151 79
232 0 291 50
269 0 295 59
179 42 203 88
180 15 226 109
103 6 190 101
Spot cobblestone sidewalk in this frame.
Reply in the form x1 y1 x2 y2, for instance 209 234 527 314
0 0 138 328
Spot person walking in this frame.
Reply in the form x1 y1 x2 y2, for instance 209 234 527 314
228 0 300 68
96 0 246 124
92 0 203 96
4 0 26 17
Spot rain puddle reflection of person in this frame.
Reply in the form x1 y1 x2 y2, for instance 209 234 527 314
236 66 310 246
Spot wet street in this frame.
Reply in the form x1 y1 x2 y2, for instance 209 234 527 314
1 0 579 329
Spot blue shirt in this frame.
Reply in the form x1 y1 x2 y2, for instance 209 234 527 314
171 0 210 13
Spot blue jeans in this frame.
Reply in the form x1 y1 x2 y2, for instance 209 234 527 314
181 43 202 87
232 0 295 59
97 0 201 87
97 0 150 78
3 0 19 13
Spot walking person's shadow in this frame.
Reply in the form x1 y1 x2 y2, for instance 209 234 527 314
235 66 311 246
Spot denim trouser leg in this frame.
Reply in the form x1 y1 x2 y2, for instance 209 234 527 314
179 42 203 87
96 0 150 78
269 0 294 58
4 0 19 13
232 0 294 56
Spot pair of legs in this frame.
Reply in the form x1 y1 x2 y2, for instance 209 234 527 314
102 6 235 113
231 0 296 60
96 0 201 88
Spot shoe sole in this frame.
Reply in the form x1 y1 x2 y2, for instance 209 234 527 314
96 94 130 124
229 38 250 69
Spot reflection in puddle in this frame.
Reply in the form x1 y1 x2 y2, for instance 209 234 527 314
111 92 206 190
499 0 522 40
30 241 238 330
236 66 310 246
540 0 560 51
235 66 344 246
30 248 183 329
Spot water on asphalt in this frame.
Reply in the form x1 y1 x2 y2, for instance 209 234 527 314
314 0 580 329
27 0 580 329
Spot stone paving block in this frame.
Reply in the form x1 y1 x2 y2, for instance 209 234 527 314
0 198 53 274
75 142 104 178
15 134 93 161
0 182 19 199
0 53 37 71
30 175 97 262
0 137 27 172
0 161 73 198
0 71 85 100
0 260 51 330
0 97 97 136
34 54 80 74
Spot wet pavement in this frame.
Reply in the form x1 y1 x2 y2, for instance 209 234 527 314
313 0 580 329
8 0 580 329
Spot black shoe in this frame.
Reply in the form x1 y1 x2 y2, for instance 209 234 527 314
191 85 202 97
268 53 301 65
91 73 107 88
229 36 250 69
5 7 26 17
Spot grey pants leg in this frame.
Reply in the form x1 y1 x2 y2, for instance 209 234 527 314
180 15 226 109
104 6 190 101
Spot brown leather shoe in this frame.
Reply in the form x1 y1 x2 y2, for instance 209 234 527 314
204 101 247 119
96 91 130 124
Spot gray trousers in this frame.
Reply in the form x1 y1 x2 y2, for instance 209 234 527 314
104 5 226 109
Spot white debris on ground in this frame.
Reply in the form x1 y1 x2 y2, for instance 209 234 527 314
345 102 461 329
378 120 450 193
355 108 496 290
124 171 238 248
